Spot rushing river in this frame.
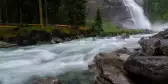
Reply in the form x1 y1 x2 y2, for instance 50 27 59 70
0 34 154 84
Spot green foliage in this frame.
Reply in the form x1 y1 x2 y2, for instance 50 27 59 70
59 27 71 34
65 0 87 28
144 0 168 21
0 26 54 40
162 10 168 20
0 0 87 25
102 21 119 33
100 21 144 36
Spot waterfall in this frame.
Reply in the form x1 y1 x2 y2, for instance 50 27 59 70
122 0 151 29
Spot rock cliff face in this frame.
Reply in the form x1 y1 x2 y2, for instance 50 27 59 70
87 0 143 28
135 0 144 6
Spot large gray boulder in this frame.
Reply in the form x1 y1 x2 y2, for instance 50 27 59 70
152 29 168 39
138 38 163 56
138 37 168 56
159 39 168 56
124 56 168 84
91 53 132 84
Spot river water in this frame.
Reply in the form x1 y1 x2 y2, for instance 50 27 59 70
0 34 154 84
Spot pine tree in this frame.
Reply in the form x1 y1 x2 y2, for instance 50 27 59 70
65 0 87 28
93 8 103 32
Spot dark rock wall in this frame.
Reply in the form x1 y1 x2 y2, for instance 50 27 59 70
87 0 144 28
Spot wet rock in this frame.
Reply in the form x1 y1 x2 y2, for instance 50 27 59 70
64 37 71 41
160 39 168 56
141 29 153 34
138 37 168 56
121 33 130 39
115 47 130 54
92 53 132 84
124 56 168 84
152 29 168 39
32 77 61 84
51 37 63 43
30 30 52 42
51 40 56 44
129 50 146 57
138 38 162 56
133 48 141 51
118 54 130 62
88 61 96 72
0 41 17 48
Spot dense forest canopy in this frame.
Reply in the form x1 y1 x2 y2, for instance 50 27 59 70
0 0 87 25
0 0 168 24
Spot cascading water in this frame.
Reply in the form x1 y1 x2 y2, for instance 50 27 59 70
0 34 154 84
122 0 151 29
0 0 163 84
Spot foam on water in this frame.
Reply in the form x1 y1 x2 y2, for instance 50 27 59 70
0 34 154 84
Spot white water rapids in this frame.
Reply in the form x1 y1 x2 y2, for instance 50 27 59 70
0 34 154 84
0 0 166 84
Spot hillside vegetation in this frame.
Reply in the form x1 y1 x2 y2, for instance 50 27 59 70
144 0 168 22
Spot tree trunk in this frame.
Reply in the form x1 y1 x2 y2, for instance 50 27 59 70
44 0 48 26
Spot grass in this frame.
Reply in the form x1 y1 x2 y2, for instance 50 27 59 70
100 21 144 36
0 21 144 41
0 27 17 38
0 25 86 40
0 26 55 40
87 19 144 35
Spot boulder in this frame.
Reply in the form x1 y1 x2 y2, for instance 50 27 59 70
111 47 143 59
64 37 71 41
30 30 52 42
160 39 168 56
152 29 168 39
32 77 61 84
129 50 146 57
51 37 63 43
124 56 168 84
121 33 130 39
133 48 141 51
5 30 52 46
138 38 163 56
138 37 168 56
51 40 56 44
141 29 153 34
16 36 37 46
92 53 132 84
114 47 131 54
0 41 17 48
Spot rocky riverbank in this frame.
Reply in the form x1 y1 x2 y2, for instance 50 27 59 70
0 28 149 48
88 29 168 84
0 28 86 48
